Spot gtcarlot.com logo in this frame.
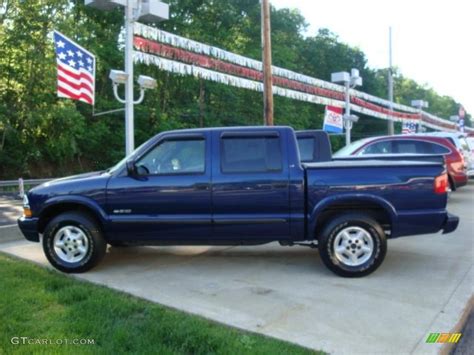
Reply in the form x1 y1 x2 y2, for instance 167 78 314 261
11 337 95 346
426 333 462 344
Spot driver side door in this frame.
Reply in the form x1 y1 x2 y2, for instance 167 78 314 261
106 132 212 242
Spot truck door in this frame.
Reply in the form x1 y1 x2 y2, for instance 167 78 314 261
106 132 212 241
211 130 290 240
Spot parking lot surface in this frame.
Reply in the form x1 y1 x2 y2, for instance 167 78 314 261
1 184 473 354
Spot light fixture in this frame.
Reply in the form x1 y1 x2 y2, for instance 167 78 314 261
139 0 170 23
411 100 429 109
137 75 157 90
84 0 125 10
331 72 350 84
109 70 128 85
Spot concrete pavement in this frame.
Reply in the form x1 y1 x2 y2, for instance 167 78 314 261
0 194 22 242
1 184 473 354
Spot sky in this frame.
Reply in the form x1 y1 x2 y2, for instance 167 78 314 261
271 0 473 115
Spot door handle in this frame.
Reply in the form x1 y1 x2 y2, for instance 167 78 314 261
194 183 209 191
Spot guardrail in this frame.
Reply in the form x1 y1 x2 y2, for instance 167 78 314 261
0 178 53 198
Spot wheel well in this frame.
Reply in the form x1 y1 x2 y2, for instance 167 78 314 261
315 201 392 237
37 203 103 234
448 174 456 191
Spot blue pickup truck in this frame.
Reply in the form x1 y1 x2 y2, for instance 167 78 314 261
18 126 459 277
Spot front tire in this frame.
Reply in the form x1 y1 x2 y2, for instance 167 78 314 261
42 212 106 273
318 213 387 277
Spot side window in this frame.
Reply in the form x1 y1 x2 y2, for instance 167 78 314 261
221 136 282 173
431 143 450 154
136 138 205 175
394 140 425 154
360 141 392 155
297 138 315 162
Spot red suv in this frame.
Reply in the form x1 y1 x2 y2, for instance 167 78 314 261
334 135 468 190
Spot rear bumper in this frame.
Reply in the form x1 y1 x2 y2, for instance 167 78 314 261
442 213 459 234
392 210 458 238
452 173 468 188
17 217 40 242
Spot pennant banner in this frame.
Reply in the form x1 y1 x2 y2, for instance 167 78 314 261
134 23 473 133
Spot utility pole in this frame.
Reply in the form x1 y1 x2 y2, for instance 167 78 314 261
387 26 394 135
261 0 274 126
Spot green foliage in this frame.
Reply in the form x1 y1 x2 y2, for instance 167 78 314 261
0 0 469 178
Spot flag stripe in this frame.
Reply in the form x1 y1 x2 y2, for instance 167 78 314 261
57 62 94 85
57 72 93 94
57 81 94 103
58 86 93 104
57 67 94 91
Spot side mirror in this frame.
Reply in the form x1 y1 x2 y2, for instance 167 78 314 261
126 159 136 176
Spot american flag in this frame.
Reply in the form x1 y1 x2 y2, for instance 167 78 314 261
402 121 417 134
53 31 95 105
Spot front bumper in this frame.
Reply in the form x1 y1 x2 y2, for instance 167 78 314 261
17 216 40 242
442 213 459 234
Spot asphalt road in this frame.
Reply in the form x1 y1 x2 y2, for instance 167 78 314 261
0 184 473 354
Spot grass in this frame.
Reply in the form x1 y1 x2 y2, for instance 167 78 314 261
0 254 321 355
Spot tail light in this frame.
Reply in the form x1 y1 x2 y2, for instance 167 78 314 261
434 173 448 194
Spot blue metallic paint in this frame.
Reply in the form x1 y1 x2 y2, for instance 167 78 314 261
18 126 457 245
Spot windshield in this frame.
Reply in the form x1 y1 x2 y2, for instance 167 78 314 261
333 138 372 157
107 139 153 174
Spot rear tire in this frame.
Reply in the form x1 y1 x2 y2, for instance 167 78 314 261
318 213 387 277
42 212 106 273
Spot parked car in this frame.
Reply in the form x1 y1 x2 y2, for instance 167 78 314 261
417 132 472 177
18 126 458 277
332 135 468 191
465 135 474 177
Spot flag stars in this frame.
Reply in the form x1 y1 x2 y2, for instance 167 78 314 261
78 60 84 67
58 52 67 60
86 57 92 64
67 50 74 57
68 59 76 67
87 65 93 72
56 40 65 48
76 51 83 58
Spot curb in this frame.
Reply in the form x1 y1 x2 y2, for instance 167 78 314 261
441 296 474 355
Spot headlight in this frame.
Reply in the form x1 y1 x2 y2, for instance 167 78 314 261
23 194 30 208
23 194 32 217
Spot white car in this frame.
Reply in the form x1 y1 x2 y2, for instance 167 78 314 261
417 132 473 177
466 136 474 177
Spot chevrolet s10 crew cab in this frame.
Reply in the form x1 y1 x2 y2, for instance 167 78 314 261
18 126 459 277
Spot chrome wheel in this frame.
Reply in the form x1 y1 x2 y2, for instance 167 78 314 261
333 226 374 267
53 226 89 263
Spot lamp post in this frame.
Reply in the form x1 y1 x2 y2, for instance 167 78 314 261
85 0 169 156
331 69 362 146
110 70 157 106
410 99 429 133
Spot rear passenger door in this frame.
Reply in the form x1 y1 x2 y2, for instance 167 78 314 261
211 130 290 241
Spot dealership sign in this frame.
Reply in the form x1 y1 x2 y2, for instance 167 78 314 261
323 106 344 133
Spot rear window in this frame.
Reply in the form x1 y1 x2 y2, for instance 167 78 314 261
297 138 315 162
431 143 450 154
394 140 449 154
221 136 282 173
